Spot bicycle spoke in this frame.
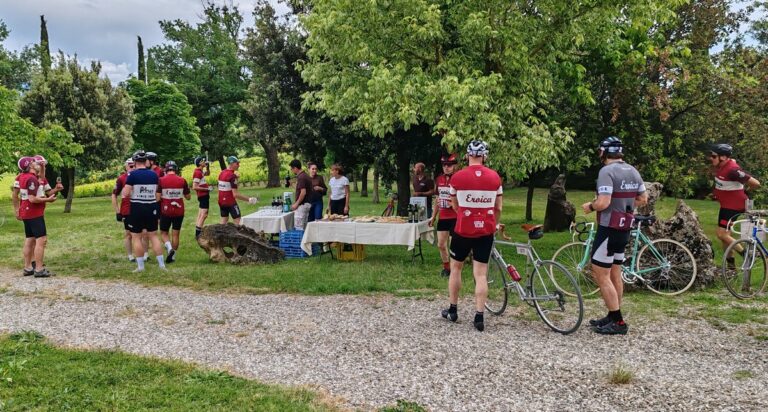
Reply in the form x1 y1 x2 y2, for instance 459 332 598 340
723 239 767 299
529 261 583 334
637 239 696 296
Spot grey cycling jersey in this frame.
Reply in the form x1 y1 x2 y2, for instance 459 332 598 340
595 161 645 227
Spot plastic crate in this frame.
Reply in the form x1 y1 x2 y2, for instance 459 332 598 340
279 229 305 248
281 244 320 259
335 243 365 261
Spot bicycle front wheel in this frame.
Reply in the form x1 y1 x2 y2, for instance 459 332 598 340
528 261 583 335
551 242 599 296
636 239 697 296
484 259 509 315
722 239 767 299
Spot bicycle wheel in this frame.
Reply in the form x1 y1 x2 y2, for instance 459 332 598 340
551 242 599 296
636 239 697 296
528 260 583 334
722 239 767 299
484 259 509 315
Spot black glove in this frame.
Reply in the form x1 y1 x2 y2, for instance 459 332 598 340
116 213 123 222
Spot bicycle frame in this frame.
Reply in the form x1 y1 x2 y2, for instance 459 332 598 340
730 216 768 266
491 240 545 302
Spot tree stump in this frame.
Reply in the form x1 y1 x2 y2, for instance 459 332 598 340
544 174 575 232
197 224 285 264
637 182 664 216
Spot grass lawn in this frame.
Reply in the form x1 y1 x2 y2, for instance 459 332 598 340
0 331 338 411
0 186 766 328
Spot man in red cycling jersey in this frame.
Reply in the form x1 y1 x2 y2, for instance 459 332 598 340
159 161 191 263
112 158 136 261
218 156 257 225
710 143 761 266
19 158 59 277
429 153 459 277
14 157 35 274
147 152 164 178
192 156 213 238
441 141 502 332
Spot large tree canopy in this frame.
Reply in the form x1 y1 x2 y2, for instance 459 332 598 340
300 0 684 179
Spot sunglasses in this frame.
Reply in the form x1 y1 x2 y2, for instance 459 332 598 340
709 154 719 159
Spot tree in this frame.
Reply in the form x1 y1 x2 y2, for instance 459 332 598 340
125 78 202 165
0 85 81 174
149 1 248 168
0 20 36 90
39 15 50 79
19 55 134 212
137 36 147 83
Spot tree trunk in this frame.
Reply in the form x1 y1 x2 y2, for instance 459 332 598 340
372 169 380 204
360 166 369 197
63 167 75 213
218 155 226 171
261 142 281 188
526 178 535 222
395 138 411 216
351 170 359 192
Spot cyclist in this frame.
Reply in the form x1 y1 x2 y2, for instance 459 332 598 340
14 156 35 275
581 136 647 335
147 152 164 178
123 150 166 272
218 156 257 225
709 143 761 267
112 158 136 261
19 157 58 277
441 141 502 332
429 153 459 277
158 161 191 263
192 156 213 238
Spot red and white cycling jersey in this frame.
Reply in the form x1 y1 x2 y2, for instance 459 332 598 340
192 167 209 197
18 173 46 219
113 172 131 215
217 169 238 207
435 174 457 220
159 173 190 217
449 165 502 238
714 159 751 211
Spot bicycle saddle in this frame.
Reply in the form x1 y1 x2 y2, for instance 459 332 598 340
521 224 544 240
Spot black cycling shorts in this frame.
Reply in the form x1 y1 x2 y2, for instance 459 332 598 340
591 225 631 268
220 204 241 219
123 219 131 231
127 204 159 234
160 215 184 232
449 233 494 264
329 198 346 215
23 216 47 239
718 208 743 229
436 218 456 233
198 195 210 210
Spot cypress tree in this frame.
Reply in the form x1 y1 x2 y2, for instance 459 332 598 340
40 15 51 78
137 35 147 83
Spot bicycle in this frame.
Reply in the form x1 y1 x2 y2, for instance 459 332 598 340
722 210 768 299
485 224 584 335
551 216 697 296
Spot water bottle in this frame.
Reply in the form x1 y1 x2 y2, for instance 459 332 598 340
506 264 521 282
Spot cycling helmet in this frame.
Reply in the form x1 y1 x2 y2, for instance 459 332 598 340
441 153 458 165
466 140 489 157
33 155 47 165
17 156 34 172
599 136 623 154
227 155 240 164
194 156 206 167
711 143 733 157
165 160 178 172
146 151 158 161
132 150 148 162
125 158 135 165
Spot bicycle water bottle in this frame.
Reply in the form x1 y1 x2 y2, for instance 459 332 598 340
506 264 521 282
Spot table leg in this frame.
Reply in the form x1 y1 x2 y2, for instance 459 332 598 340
411 238 424 264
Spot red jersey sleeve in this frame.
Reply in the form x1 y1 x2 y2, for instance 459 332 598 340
727 168 752 184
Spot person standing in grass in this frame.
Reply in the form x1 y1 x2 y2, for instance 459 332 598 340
18 158 59 277
192 156 213 238
13 156 35 275
429 153 459 278
159 161 191 263
327 164 350 215
441 141 502 332
412 162 435 218
123 150 166 272
581 137 647 336
218 156 257 225
112 158 136 262
307 162 327 222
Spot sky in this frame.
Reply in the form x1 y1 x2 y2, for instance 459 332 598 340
0 0 287 83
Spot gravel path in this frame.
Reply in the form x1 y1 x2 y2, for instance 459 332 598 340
1 270 767 411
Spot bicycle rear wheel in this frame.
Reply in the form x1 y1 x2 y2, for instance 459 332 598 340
636 239 697 296
551 241 599 296
485 259 509 315
528 261 583 334
722 239 767 299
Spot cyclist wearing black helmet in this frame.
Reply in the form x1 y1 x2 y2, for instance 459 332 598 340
158 161 191 263
581 136 647 335
147 152 164 178
122 150 166 272
710 143 761 265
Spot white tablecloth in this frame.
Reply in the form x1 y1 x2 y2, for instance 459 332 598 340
241 211 294 234
300 220 434 255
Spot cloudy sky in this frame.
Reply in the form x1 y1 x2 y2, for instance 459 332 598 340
1 0 286 83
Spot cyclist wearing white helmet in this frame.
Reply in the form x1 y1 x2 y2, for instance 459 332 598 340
709 143 761 266
123 150 167 272
441 140 502 332
581 136 647 335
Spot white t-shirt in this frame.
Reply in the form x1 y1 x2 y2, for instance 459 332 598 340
329 176 349 200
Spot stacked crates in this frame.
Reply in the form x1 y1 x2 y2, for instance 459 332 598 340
335 243 365 261
278 229 319 258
